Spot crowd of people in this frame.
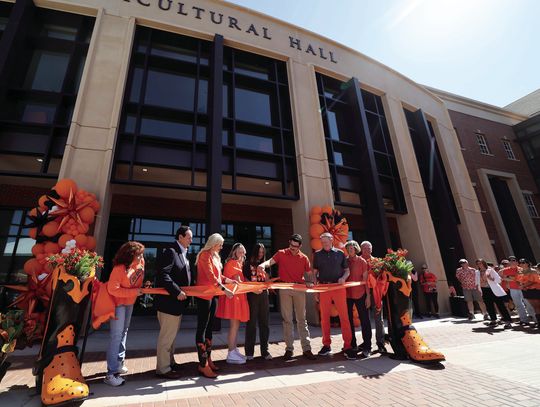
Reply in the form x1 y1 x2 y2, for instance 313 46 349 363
452 257 540 329
99 225 540 386
100 227 395 386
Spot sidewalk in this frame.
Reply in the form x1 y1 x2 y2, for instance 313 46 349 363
1 314 539 406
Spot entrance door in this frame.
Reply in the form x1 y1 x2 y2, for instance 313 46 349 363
489 177 535 261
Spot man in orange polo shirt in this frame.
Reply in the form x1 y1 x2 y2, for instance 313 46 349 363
257 234 316 361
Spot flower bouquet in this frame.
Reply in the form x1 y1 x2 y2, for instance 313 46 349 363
371 249 414 279
46 244 103 282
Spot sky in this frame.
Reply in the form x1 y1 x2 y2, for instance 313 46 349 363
227 0 539 108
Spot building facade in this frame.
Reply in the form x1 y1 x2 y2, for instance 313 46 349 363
0 0 507 317
430 88 540 263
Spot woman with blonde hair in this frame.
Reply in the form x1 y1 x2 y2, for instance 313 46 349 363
194 233 235 378
216 243 250 363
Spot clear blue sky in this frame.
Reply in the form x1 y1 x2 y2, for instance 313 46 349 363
228 0 539 108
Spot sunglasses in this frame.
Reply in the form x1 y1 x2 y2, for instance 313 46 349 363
289 243 300 249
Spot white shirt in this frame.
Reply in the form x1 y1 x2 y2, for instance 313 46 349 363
486 267 506 297
177 241 191 286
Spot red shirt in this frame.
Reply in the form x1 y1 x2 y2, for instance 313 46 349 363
419 271 437 293
346 255 367 299
362 254 378 289
272 248 311 283
502 266 520 290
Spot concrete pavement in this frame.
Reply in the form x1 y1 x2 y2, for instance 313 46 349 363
1 314 539 406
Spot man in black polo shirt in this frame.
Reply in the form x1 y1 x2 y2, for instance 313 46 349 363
313 232 356 360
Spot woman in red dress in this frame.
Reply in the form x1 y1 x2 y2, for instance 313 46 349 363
195 233 235 378
216 243 250 364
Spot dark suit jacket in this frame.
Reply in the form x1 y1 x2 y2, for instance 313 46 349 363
154 242 191 316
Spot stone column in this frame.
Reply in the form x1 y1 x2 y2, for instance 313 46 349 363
435 112 496 262
59 10 135 255
383 95 450 312
287 61 334 324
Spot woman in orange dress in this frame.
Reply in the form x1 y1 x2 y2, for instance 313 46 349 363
195 233 235 378
216 243 250 364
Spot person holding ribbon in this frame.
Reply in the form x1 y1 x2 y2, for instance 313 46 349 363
244 243 272 361
154 226 192 380
257 234 316 361
313 232 356 360
105 241 145 387
194 233 235 378
216 243 250 364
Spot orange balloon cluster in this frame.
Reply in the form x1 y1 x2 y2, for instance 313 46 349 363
22 179 100 294
309 206 349 252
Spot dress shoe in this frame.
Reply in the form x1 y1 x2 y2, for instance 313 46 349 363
302 350 316 360
170 363 182 372
284 350 293 361
156 370 182 380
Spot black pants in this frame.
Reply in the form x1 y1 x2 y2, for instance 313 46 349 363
481 287 511 322
347 294 372 351
425 292 439 314
196 296 217 344
245 291 270 357
411 282 423 316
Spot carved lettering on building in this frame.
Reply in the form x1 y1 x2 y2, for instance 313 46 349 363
122 0 337 63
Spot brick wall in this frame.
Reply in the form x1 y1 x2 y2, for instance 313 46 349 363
449 109 540 259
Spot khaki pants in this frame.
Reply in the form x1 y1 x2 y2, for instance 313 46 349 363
156 311 182 374
279 290 311 352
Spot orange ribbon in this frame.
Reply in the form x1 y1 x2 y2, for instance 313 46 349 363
91 281 363 330
141 281 364 297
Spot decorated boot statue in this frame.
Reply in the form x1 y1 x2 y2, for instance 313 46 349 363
374 250 445 364
35 250 100 405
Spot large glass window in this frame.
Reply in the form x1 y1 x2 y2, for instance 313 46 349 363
0 8 94 176
114 28 298 199
223 48 297 198
0 208 33 309
113 27 211 189
316 74 406 212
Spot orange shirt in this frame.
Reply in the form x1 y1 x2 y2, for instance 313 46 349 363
502 266 520 290
272 248 311 283
346 255 367 299
196 250 223 299
107 261 144 306
223 259 245 282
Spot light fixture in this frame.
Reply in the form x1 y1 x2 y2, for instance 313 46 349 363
142 168 148 172
37 158 43 162
264 181 270 185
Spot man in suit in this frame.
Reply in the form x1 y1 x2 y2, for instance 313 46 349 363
154 225 192 379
